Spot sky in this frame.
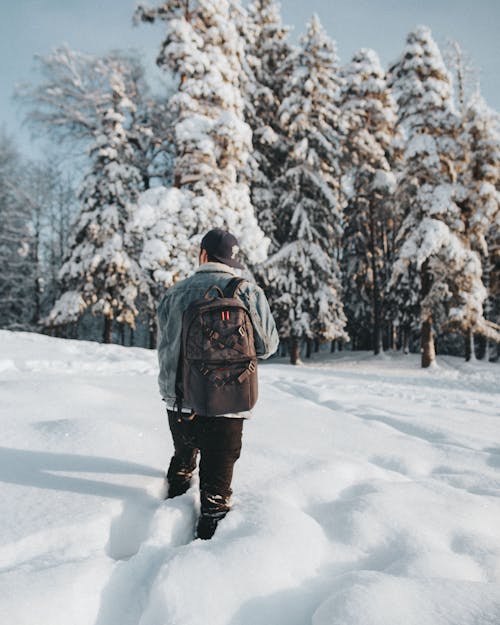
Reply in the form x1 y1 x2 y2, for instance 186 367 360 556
1 0 499 157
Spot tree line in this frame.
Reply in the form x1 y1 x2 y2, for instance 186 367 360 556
1 0 499 366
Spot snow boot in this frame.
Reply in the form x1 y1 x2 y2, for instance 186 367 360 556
166 478 190 499
165 467 193 499
196 492 230 539
196 513 225 540
165 451 197 499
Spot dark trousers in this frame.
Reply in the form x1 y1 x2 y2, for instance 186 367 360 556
166 410 243 517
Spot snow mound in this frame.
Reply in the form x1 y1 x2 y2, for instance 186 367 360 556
313 571 500 625
0 330 499 625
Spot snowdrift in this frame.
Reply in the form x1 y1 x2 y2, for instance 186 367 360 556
0 330 499 625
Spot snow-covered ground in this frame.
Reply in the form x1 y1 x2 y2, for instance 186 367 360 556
0 329 499 625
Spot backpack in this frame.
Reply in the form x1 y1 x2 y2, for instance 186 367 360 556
176 277 258 416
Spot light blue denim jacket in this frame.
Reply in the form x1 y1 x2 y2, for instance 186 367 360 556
157 262 279 417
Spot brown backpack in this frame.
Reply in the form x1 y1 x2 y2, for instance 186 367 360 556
176 277 258 416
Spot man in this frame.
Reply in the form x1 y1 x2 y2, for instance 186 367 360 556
157 229 279 539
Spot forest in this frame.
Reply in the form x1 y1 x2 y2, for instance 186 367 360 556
1 0 499 366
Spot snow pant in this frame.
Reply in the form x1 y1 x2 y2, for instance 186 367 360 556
166 410 243 518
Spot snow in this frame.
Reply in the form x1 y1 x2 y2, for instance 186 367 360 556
139 0 268 267
1 330 499 625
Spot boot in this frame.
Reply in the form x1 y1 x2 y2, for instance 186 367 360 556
166 478 190 499
165 452 197 499
196 514 222 540
196 492 230 539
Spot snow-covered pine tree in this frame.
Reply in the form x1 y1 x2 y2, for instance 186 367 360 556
46 69 145 343
135 0 268 268
117 55 174 192
388 26 488 367
458 94 500 359
20 46 172 341
123 86 177 346
127 185 194 346
243 0 292 252
0 131 35 330
340 48 400 354
262 15 347 364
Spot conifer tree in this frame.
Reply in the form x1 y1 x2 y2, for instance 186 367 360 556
135 0 268 267
0 132 35 330
262 15 347 363
20 46 170 340
244 0 292 251
47 71 145 342
340 48 400 354
459 95 500 358
388 26 488 367
127 185 194 346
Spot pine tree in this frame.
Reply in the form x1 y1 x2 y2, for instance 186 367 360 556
128 186 194 346
340 48 400 354
388 26 488 367
0 131 35 330
20 46 172 340
244 0 292 251
135 0 268 267
458 95 500 358
262 15 347 363
46 71 145 342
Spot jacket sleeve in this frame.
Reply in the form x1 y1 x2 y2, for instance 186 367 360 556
246 283 279 359
156 292 172 398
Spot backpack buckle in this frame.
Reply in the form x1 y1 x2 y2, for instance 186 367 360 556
248 361 256 373
238 326 246 337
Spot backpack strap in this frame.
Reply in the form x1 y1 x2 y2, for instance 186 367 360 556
224 277 246 298
174 343 184 422
203 285 225 299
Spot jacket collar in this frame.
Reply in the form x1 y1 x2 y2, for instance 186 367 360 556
194 261 237 275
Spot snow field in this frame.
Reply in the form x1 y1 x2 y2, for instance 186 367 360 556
0 330 499 625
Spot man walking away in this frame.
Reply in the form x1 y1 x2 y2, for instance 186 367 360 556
157 229 279 539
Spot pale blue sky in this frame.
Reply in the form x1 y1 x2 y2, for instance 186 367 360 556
1 0 499 156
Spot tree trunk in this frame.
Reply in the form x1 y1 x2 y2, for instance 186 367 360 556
103 317 113 344
31 212 42 327
483 338 490 362
330 340 336 353
314 339 320 353
149 318 157 350
338 339 344 352
119 323 125 346
465 328 476 362
306 340 312 359
130 328 135 347
290 338 300 365
368 199 383 355
421 318 435 367
402 327 410 354
391 324 398 351
420 260 435 368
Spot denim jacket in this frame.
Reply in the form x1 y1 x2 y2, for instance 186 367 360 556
157 262 279 417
